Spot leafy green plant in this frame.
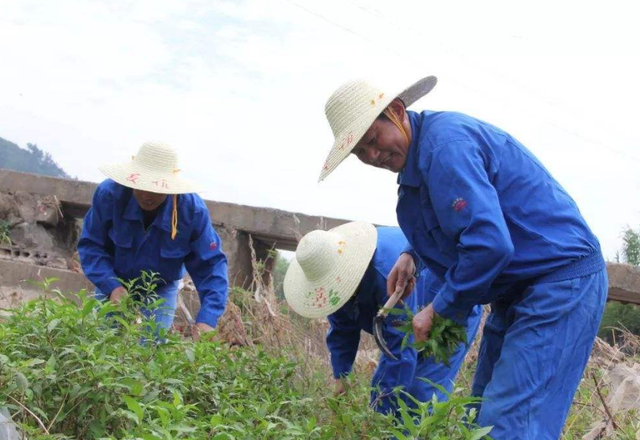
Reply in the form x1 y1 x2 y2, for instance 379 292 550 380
393 306 468 366
0 291 322 439
0 280 491 439
118 270 165 309
389 380 492 440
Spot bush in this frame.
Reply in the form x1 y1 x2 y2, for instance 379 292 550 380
0 281 492 439
598 301 640 345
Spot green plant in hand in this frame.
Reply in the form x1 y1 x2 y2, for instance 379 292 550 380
393 305 468 366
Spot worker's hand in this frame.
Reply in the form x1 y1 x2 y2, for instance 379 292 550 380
109 286 128 304
387 252 417 299
413 303 436 342
333 379 347 397
192 322 215 341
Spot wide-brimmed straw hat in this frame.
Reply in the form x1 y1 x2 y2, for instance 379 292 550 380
319 75 437 181
284 221 377 319
99 142 200 194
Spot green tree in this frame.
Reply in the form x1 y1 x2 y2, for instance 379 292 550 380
621 227 640 265
0 137 70 178
273 252 291 300
599 225 640 343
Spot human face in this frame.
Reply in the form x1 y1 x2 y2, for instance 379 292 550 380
133 189 167 211
350 104 411 173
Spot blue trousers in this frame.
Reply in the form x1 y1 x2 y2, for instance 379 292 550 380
472 269 607 440
95 280 180 331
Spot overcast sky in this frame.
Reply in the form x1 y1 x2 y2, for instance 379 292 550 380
1 0 639 259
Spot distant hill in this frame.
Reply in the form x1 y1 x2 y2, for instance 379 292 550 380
0 137 70 178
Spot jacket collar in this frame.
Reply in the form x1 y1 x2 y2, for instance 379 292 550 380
123 192 173 232
397 111 422 188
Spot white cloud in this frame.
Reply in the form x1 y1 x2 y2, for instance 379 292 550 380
0 0 638 259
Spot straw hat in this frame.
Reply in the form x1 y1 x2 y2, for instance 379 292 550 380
319 75 437 181
99 142 200 194
284 221 377 319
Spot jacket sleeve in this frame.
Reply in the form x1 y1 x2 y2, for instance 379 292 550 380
184 206 229 328
423 140 514 323
401 243 425 273
326 310 361 379
77 186 122 295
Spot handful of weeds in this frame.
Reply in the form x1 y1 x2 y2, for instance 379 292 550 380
392 305 468 366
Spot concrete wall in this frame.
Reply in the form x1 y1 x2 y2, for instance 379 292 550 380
0 169 347 291
0 169 348 250
1 169 640 305
607 262 640 305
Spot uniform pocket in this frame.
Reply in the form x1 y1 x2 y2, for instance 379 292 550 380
160 237 191 259
108 227 133 274
420 191 458 261
159 236 190 280
108 227 133 248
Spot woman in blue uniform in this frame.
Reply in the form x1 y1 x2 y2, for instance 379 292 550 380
78 142 228 338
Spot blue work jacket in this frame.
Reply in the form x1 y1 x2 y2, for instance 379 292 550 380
78 179 228 327
397 111 604 323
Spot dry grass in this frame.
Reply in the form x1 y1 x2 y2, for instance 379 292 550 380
228 237 380 389
565 332 640 440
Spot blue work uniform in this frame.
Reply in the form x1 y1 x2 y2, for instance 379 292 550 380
78 179 228 329
396 110 607 440
326 226 482 415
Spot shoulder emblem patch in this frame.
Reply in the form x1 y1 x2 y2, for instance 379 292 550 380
452 198 467 212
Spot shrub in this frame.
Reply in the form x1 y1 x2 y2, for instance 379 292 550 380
598 302 640 345
0 281 492 439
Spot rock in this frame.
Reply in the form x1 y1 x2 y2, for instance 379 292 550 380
36 196 62 228
13 192 39 224
0 193 22 225
9 222 54 250
607 263 640 305
0 408 23 440
46 256 69 270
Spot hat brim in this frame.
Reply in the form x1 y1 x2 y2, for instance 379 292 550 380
99 163 201 195
398 75 438 108
284 222 377 319
318 75 437 182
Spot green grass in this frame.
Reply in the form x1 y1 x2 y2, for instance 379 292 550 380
2 278 637 439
